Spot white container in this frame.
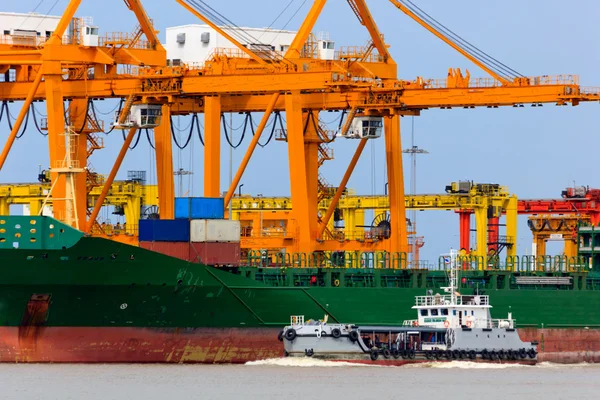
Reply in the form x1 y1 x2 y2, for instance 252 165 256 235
190 219 240 242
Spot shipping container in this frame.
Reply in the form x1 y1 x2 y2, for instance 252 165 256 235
189 242 241 266
175 197 224 220
139 219 190 242
190 219 241 242
139 241 191 261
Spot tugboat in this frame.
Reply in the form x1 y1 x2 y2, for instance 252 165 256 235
281 250 538 365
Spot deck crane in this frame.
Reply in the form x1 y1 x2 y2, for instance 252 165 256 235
0 1 598 257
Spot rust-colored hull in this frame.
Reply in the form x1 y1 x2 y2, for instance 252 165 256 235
1 327 599 363
0 327 282 363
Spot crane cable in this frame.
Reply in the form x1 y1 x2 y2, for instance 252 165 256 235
398 0 524 80
170 115 194 149
122 128 143 150
221 113 245 149
0 101 30 138
31 103 47 136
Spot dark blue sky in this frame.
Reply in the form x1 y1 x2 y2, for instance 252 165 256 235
2 0 599 262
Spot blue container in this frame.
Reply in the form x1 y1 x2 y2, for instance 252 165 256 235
139 219 190 242
175 197 225 220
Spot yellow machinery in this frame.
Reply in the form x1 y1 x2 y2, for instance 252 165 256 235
528 215 586 258
230 183 518 259
0 178 516 259
0 0 598 258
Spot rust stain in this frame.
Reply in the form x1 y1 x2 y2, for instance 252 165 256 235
18 294 51 357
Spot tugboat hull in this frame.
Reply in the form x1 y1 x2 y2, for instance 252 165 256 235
282 323 538 365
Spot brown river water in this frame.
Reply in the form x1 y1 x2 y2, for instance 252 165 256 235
0 359 597 399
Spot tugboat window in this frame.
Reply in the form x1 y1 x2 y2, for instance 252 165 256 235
431 309 439 316
453 310 457 316
441 309 448 316
420 309 428 316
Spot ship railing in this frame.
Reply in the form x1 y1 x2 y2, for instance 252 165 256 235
290 315 305 326
486 318 516 329
402 319 418 326
414 295 489 307
245 250 409 269
435 254 589 272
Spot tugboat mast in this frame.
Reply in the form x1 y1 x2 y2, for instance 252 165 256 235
442 249 459 306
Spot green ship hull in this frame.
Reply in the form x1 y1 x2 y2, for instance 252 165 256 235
1 216 599 363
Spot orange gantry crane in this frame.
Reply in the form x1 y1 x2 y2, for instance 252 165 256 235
0 0 598 256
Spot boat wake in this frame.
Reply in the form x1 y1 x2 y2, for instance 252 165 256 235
409 361 593 369
245 358 384 368
246 359 595 369
410 361 531 369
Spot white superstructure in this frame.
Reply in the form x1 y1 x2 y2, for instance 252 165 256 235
165 25 336 66
405 249 515 330
0 12 60 45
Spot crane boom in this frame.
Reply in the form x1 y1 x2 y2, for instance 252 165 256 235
388 0 512 86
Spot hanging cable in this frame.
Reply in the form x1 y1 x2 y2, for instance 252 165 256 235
146 129 155 149
170 115 193 149
31 103 47 136
100 98 124 135
91 100 121 116
123 128 142 150
267 110 285 142
248 112 276 148
222 113 245 149
337 109 347 131
194 114 204 146
14 106 30 139
74 99 92 134
170 114 194 132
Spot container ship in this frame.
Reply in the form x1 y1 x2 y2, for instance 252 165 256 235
1 198 599 364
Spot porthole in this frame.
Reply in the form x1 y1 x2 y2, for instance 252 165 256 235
15 233 21 238
30 229 36 234
30 238 36 243
0 220 5 225
30 220 36 225
49 224 54 229
15 224 21 229
49 233 54 238
59 229 65 233
0 229 5 234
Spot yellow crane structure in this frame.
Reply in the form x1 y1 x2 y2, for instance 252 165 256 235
0 178 589 261
0 177 515 259
0 0 598 257
528 215 585 258
230 183 517 259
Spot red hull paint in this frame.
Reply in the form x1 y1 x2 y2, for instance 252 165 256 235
0 327 599 364
0 327 281 363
